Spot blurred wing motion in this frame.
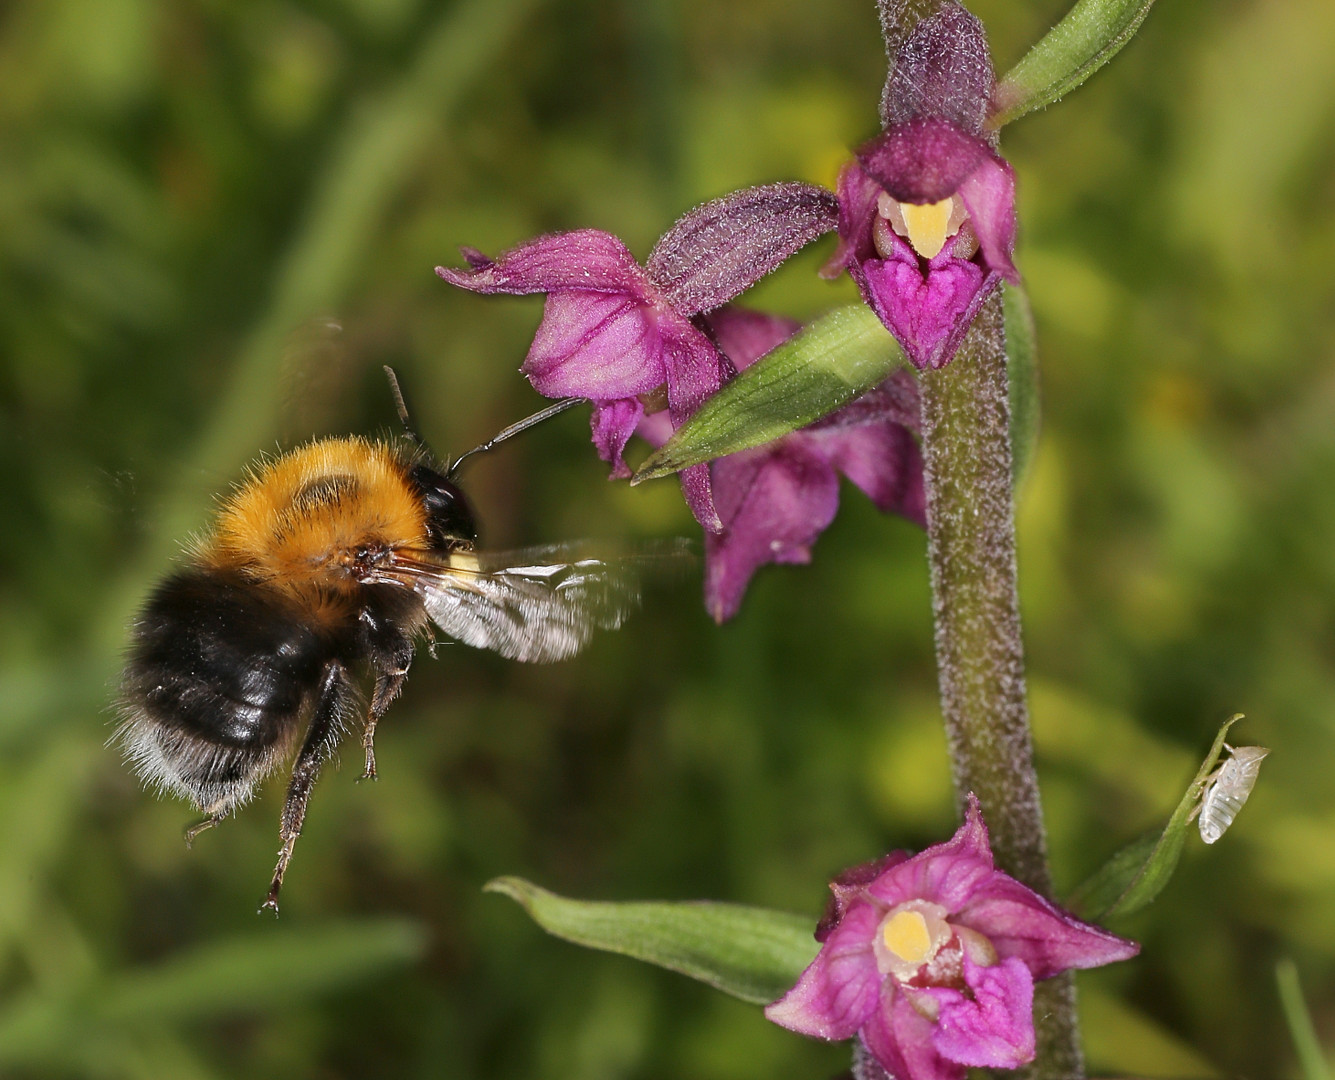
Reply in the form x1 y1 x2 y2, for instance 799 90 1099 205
381 540 692 663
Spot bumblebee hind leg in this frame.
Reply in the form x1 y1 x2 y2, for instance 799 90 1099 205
261 660 353 914
356 605 415 782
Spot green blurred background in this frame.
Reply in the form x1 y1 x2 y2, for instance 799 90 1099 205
1 0 1333 1076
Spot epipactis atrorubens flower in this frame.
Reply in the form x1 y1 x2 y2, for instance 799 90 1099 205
827 0 1020 371
765 796 1139 1080
436 183 839 533
638 306 925 623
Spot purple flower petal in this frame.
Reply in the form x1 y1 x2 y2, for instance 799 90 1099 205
648 183 839 317
523 291 669 400
866 796 994 911
954 875 1141 980
862 990 964 1080
858 120 992 206
956 155 1019 283
881 2 994 134
704 442 840 623
704 305 803 372
812 422 926 526
818 851 914 942
590 399 645 479
856 232 997 371
765 901 884 1039
436 229 653 299
924 956 1035 1069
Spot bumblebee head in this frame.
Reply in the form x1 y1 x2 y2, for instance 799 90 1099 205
408 463 478 549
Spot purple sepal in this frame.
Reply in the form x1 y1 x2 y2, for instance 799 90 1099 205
704 443 841 623
955 874 1142 980
764 900 883 1040
647 183 839 317
882 2 993 133
435 230 652 298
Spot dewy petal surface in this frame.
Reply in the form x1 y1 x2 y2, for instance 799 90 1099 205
923 956 1035 1069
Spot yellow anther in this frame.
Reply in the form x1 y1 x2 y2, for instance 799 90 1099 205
899 198 955 259
882 909 934 965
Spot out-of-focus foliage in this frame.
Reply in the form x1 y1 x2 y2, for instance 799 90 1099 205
0 0 1331 1077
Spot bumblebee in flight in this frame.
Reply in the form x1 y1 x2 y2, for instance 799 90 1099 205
119 376 653 911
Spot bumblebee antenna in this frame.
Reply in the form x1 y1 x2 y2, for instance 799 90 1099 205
448 396 582 478
383 366 421 446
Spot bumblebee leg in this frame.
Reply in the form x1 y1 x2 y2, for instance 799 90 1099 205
357 611 414 782
360 663 409 782
183 813 224 847
260 660 350 915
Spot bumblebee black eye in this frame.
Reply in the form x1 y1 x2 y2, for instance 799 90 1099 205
408 464 478 548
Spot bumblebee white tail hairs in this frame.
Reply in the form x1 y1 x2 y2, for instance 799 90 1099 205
118 371 664 913
1195 743 1270 845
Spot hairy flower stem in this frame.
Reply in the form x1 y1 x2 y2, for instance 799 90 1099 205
919 292 1081 1080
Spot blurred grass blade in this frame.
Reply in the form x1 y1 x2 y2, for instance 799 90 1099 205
991 0 1158 128
1277 959 1333 1080
1004 281 1039 489
100 920 427 1023
632 304 905 483
1067 714 1243 921
0 921 426 1066
486 877 817 1005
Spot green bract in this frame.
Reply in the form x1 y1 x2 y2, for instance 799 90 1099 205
1067 715 1245 922
991 0 1158 127
632 304 905 483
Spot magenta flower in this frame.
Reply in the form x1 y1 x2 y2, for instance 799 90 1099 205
827 0 1019 370
437 183 839 533
669 307 924 622
765 797 1139 1080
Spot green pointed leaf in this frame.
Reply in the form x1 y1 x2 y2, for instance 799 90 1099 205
991 0 1158 128
1003 281 1040 489
631 304 905 483
1067 714 1244 921
486 877 817 1005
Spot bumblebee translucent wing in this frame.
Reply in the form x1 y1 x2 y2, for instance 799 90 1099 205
375 540 691 663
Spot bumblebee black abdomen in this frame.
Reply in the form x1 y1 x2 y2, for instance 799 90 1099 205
119 569 334 814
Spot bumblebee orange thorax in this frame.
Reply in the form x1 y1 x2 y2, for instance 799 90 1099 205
207 438 427 594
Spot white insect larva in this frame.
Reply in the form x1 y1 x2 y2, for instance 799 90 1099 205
1198 745 1270 844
